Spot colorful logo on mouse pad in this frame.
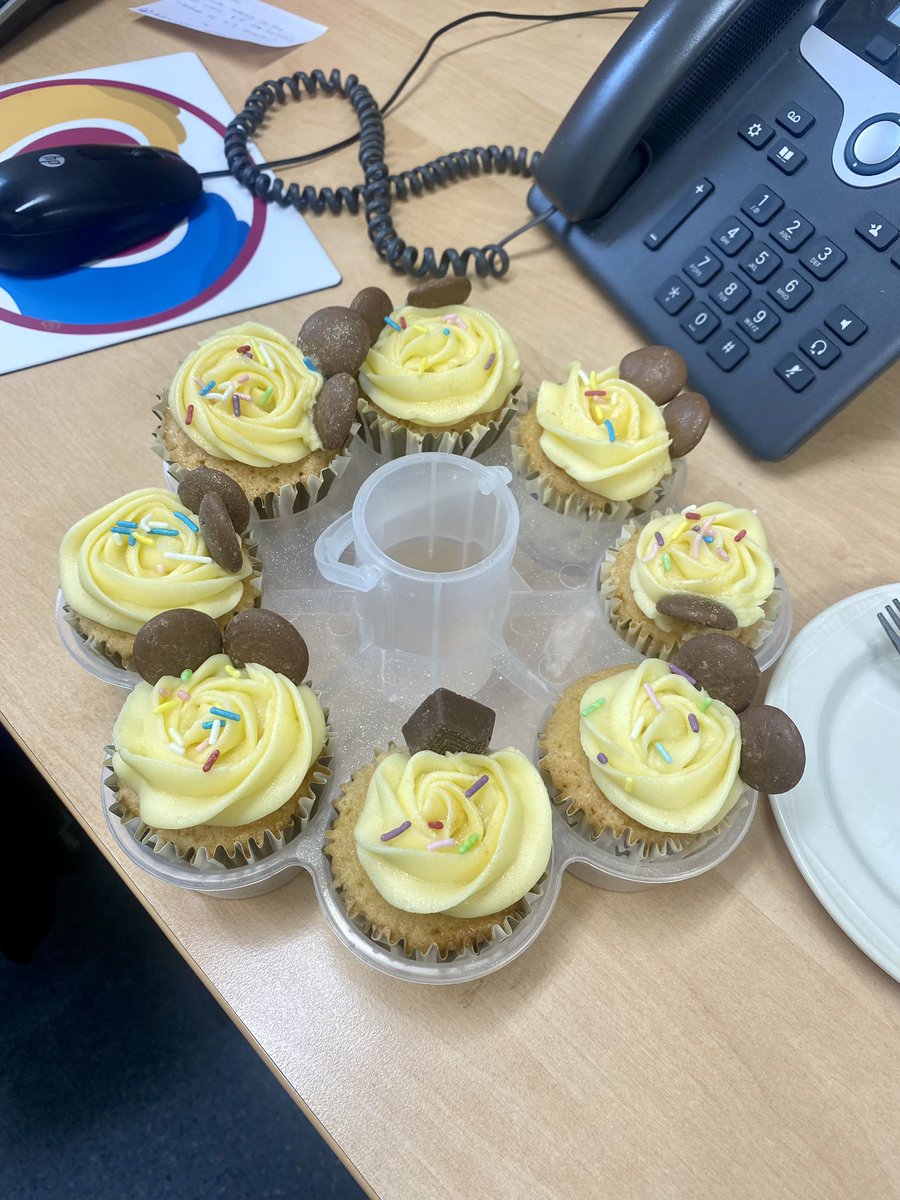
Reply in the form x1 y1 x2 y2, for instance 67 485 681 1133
0 79 265 335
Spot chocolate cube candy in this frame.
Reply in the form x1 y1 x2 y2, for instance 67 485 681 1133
402 689 496 756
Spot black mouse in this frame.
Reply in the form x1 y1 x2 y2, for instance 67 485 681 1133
0 144 203 275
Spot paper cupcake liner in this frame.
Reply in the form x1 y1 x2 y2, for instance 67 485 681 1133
353 387 520 461
151 397 357 519
325 745 546 962
598 513 782 661
103 701 332 870
509 397 680 523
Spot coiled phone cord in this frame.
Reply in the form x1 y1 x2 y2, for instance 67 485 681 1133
210 7 641 279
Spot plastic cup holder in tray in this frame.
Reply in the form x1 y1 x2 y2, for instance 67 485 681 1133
94 440 784 983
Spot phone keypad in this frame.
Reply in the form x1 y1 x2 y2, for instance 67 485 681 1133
825 306 867 343
799 329 841 368
741 185 784 225
709 272 750 312
711 217 753 256
775 104 815 137
801 237 847 280
738 115 775 149
770 209 814 252
767 139 806 174
739 242 782 281
855 212 898 250
706 330 749 371
654 276 694 314
680 302 720 342
775 354 814 391
767 266 813 312
738 300 781 341
683 247 722 284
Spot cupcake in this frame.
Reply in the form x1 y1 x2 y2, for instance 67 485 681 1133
59 469 259 673
539 635 805 857
512 345 710 519
600 501 780 660
349 277 522 457
326 688 552 957
156 321 359 518
108 608 329 863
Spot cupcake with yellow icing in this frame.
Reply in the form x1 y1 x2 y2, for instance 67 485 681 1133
513 345 710 519
156 321 359 518
59 474 259 674
599 501 781 660
326 689 552 957
107 610 330 864
353 277 522 458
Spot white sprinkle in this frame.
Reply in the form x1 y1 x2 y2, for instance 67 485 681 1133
168 728 184 747
140 516 152 532
630 716 643 741
167 743 185 755
220 380 235 398
112 532 124 545
156 564 166 575
209 719 223 746
164 552 213 563
257 342 273 369
207 390 227 401
148 521 168 529
578 369 589 385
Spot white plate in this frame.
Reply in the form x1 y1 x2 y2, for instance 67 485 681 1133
767 583 900 982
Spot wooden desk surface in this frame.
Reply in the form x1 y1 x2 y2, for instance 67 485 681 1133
3 3 898 1197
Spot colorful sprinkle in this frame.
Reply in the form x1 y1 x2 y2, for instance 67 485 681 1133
442 327 450 335
380 820 411 842
578 369 590 385
580 697 606 717
700 696 713 711
236 344 252 357
596 752 608 765
185 403 194 425
459 834 479 854
384 316 403 332
669 663 697 685
484 353 495 370
427 821 444 830
259 385 273 408
236 373 250 383
225 665 242 679
399 316 408 330
168 728 184 747
464 774 489 798
698 516 716 538
202 749 220 772
641 542 661 564
164 552 213 563
154 699 177 715
176 689 191 701
302 356 319 372
173 511 199 533
734 529 747 542
655 741 673 764
583 390 607 398
427 838 456 851
692 525 701 532
156 687 171 697
114 520 138 530
128 534 136 546
702 535 713 543
655 532 664 547
716 548 730 561
210 706 240 722
688 714 700 733
604 419 616 442
684 511 701 520
167 743 186 755
630 716 643 741
257 343 273 369
444 313 468 330
589 400 606 424
180 669 193 682
133 532 153 545
232 394 241 417
662 553 671 571
199 380 216 396
197 739 209 753
643 683 663 712
149 528 179 537
209 719 223 746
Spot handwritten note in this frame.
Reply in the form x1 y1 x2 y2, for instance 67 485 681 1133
131 0 327 48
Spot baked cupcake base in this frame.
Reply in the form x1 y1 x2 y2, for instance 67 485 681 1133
355 389 519 460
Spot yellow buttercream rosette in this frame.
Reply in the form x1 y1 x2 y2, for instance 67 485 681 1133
579 660 744 835
353 748 551 918
60 488 254 636
535 363 671 502
168 323 324 468
112 654 326 830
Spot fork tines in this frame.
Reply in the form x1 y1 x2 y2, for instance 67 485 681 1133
877 597 900 655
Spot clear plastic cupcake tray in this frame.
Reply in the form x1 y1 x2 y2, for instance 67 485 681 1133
83 429 789 984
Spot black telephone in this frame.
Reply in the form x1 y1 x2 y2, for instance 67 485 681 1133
530 0 900 459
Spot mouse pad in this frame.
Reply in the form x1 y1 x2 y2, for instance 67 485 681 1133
0 52 341 375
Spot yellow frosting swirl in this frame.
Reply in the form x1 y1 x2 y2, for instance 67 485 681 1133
630 502 775 630
354 748 551 918
358 304 521 427
60 488 254 635
536 363 671 501
168 323 324 467
580 660 743 834
112 654 326 829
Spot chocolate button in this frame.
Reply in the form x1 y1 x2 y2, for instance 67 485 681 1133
619 346 688 406
739 705 806 793
313 373 358 450
407 276 472 309
199 492 243 573
133 609 223 685
224 609 309 684
671 634 760 713
298 306 371 377
350 287 394 344
177 466 250 534
664 391 711 457
656 592 738 630
402 688 495 756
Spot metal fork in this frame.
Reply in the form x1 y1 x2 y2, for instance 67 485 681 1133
877 598 900 656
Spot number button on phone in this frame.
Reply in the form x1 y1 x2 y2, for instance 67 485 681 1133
680 302 720 343
855 211 898 250
738 300 781 342
683 247 722 285
799 329 841 369
741 185 784 225
825 306 867 344
654 276 693 315
770 210 814 252
767 267 813 312
706 330 749 371
710 272 750 313
801 236 846 279
775 104 815 137
711 217 752 256
739 241 782 281
775 354 814 392
768 139 807 174
739 115 775 148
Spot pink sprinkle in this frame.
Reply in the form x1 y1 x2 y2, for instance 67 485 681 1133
427 838 456 851
643 683 663 712
734 529 747 542
691 534 702 559
427 821 443 829
484 353 495 370
202 749 220 772
156 687 171 697
236 372 250 383
641 542 661 563
177 689 191 701
584 390 607 397
399 316 407 330
716 548 730 561
698 516 716 537
185 404 194 426
444 313 469 330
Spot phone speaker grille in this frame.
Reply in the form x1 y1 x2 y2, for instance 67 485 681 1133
645 0 818 151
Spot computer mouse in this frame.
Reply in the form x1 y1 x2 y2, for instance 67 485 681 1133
0 143 203 275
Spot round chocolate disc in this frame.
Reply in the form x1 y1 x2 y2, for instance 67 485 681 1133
313 373 358 450
224 609 309 684
298 306 371 377
739 705 806 793
671 634 761 713
406 276 472 309
177 466 250 534
664 391 711 457
657 592 738 630
350 286 394 344
619 346 688 405
199 492 243 573
133 609 223 685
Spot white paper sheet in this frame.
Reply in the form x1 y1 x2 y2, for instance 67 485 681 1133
131 0 327 48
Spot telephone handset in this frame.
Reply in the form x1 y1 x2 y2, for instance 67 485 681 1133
531 0 900 459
